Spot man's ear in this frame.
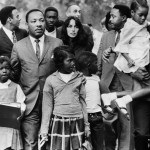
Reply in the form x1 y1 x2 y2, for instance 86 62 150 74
7 17 12 24
66 11 69 17
131 10 134 17
66 7 71 17
122 15 127 22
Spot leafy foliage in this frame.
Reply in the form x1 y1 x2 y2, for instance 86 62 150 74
3 0 150 30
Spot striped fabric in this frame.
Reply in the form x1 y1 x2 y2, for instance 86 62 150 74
46 115 85 150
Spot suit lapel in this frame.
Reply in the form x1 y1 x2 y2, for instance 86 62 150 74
26 36 38 61
0 28 13 46
40 35 51 63
109 30 116 47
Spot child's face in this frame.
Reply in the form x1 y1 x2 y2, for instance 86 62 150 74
89 59 98 74
60 53 75 74
0 61 10 83
131 6 148 25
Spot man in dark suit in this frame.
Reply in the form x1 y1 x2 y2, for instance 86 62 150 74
0 6 28 58
11 9 63 150
97 5 134 150
56 4 94 52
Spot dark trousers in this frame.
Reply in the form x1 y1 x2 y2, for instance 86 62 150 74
88 112 104 150
104 104 133 150
103 74 133 150
21 93 42 150
133 101 150 150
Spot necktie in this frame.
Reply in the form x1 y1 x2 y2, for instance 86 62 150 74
115 31 121 58
12 31 17 43
35 39 40 61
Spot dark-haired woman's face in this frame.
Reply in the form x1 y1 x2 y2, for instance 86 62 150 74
67 19 79 38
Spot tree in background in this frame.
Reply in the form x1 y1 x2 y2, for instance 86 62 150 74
3 0 150 31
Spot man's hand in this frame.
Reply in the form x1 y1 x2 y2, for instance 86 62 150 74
39 133 49 148
102 47 112 63
127 58 135 68
85 125 91 139
131 67 150 81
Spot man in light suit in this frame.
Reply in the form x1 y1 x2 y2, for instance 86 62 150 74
11 9 63 150
0 6 28 58
97 5 134 150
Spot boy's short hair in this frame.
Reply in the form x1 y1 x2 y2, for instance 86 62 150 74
44 7 58 17
130 0 149 12
53 45 73 69
0 56 11 67
76 51 97 71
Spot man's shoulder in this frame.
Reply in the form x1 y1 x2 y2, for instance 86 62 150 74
103 30 115 36
101 30 115 40
0 28 6 36
45 35 62 43
82 24 91 32
15 28 28 34
14 36 28 46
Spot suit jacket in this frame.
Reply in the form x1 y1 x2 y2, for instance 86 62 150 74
0 28 28 58
97 30 133 91
11 35 63 115
56 24 94 52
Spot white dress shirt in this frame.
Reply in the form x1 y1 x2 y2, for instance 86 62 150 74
2 26 13 43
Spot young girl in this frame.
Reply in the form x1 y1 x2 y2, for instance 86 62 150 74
0 56 26 150
40 46 90 150
76 51 104 150
113 0 150 79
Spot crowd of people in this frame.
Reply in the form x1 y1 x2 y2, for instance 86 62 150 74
0 0 150 150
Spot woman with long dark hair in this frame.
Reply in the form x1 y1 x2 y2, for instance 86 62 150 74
59 16 91 57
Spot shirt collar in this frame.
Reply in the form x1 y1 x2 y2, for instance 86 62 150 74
45 28 56 37
2 26 13 41
29 34 45 44
0 79 11 89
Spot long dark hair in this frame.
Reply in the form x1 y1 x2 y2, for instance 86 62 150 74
61 16 88 46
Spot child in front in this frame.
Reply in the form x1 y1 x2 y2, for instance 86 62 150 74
76 51 104 150
40 46 90 150
0 56 26 150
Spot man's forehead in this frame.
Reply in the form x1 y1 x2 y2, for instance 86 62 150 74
12 9 18 15
28 11 44 19
69 5 81 12
111 8 120 15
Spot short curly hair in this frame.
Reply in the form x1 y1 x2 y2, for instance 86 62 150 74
76 51 97 71
53 45 74 69
0 56 11 68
